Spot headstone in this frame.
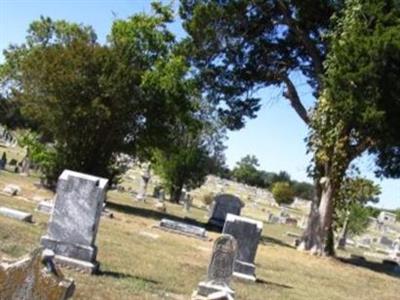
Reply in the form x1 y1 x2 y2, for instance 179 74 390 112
37 201 54 214
40 170 108 273
0 207 33 222
184 193 193 212
379 236 394 248
159 218 207 239
155 202 167 212
2 184 21 196
222 214 262 281
390 237 400 262
192 235 237 300
0 248 75 300
285 217 298 226
208 194 244 228
136 166 150 201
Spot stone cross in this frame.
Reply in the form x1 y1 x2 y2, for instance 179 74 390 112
192 235 237 299
222 214 263 281
40 170 108 273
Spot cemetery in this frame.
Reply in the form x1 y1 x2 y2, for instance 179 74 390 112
1 162 400 299
1 1 400 299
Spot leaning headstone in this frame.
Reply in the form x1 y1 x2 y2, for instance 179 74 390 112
192 235 237 300
208 194 244 228
0 207 33 223
40 170 108 273
2 184 21 196
158 218 207 239
222 214 262 281
0 248 75 300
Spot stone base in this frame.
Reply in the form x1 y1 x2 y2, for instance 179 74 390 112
233 260 256 281
195 281 234 298
41 236 97 262
54 255 99 274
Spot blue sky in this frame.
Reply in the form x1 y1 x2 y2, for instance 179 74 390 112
1 0 398 209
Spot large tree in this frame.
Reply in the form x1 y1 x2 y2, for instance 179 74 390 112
180 0 400 255
0 4 193 184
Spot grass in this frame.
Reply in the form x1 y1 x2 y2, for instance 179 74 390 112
1 172 400 299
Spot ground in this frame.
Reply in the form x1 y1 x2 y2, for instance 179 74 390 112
1 170 399 300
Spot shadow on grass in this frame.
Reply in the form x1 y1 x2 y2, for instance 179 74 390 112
337 256 400 278
107 200 207 227
97 270 160 285
260 235 294 249
256 278 293 289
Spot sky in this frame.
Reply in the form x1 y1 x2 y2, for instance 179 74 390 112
0 0 398 209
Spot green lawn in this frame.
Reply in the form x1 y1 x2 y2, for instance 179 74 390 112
1 172 400 299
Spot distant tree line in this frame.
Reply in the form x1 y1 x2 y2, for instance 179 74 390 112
213 154 315 202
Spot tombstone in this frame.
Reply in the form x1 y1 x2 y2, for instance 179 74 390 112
0 207 33 223
2 184 21 196
40 170 108 273
0 248 75 300
184 193 193 212
192 235 237 299
379 236 394 248
0 152 6 170
159 218 207 239
285 217 298 226
208 194 244 228
37 201 54 214
153 185 162 198
390 237 400 262
180 188 187 204
222 214 262 281
136 165 150 201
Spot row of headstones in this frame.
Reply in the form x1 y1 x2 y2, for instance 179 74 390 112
0 127 17 144
0 152 31 174
0 170 260 299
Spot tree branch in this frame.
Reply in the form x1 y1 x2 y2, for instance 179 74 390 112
281 74 310 124
277 0 324 80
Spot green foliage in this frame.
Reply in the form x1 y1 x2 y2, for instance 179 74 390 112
395 209 400 222
1 5 194 184
232 155 264 187
291 181 314 200
18 131 56 180
272 181 295 205
201 192 214 206
335 177 381 236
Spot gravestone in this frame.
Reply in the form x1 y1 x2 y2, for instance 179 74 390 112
222 214 263 281
379 236 394 248
390 237 400 262
37 201 54 214
0 207 33 223
2 184 21 196
0 248 75 300
208 194 244 228
40 170 108 273
136 166 150 201
159 218 207 239
192 235 237 300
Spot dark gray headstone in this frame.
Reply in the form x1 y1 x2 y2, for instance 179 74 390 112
40 170 108 273
380 236 394 248
194 234 237 298
222 214 263 281
208 194 244 228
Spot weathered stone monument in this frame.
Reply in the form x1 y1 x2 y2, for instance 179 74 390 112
208 194 244 228
158 218 207 239
136 165 150 201
0 248 75 300
222 214 263 281
40 170 108 273
192 234 237 300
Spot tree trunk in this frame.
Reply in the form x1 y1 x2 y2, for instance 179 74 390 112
337 214 349 250
298 174 338 255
